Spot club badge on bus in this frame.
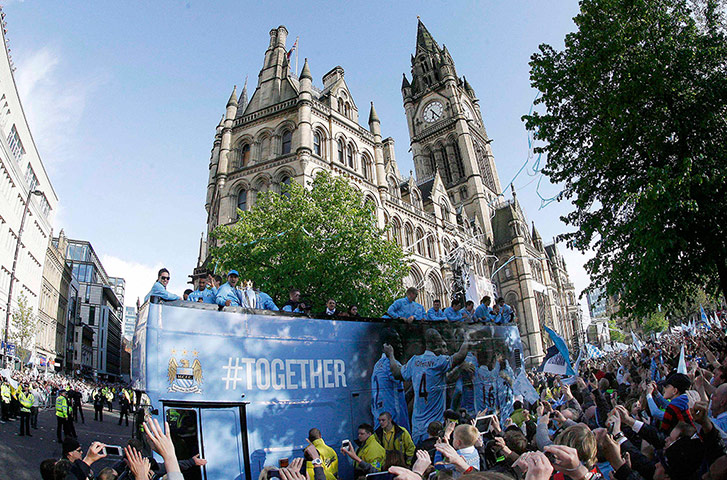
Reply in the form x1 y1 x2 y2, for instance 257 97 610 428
167 353 203 393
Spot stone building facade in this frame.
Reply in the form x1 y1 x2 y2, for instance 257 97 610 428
202 21 582 362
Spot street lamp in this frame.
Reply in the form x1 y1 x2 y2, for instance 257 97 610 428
2 188 44 369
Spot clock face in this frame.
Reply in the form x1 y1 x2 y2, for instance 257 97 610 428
422 101 444 123
463 102 475 121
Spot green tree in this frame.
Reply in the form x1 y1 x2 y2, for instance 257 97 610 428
642 311 669 335
523 0 727 317
11 293 37 362
607 319 625 343
211 171 410 316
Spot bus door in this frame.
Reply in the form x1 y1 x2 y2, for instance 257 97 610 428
164 403 250 480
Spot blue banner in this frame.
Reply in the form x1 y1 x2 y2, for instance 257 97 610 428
543 325 575 376
134 302 525 480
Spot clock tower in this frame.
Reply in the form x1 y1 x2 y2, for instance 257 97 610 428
402 19 502 240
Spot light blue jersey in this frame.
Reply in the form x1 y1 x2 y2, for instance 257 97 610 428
458 353 481 415
386 297 426 320
474 304 491 321
496 360 515 426
426 308 448 321
477 362 500 413
215 282 241 307
500 304 513 323
188 288 216 304
371 354 410 432
444 307 464 322
401 350 451 444
258 291 279 311
144 281 180 302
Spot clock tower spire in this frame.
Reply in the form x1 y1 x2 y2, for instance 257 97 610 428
403 18 501 240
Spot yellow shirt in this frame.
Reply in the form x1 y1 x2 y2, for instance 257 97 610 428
306 438 338 480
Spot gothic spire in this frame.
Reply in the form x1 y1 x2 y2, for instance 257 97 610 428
401 73 410 89
416 18 440 55
227 85 238 107
238 77 248 109
368 101 380 124
300 57 312 80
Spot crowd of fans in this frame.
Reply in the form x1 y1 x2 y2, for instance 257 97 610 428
147 268 516 324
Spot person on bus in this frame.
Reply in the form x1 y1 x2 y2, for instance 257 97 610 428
320 299 341 317
385 287 426 323
444 299 465 322
188 276 215 303
474 296 492 321
254 284 279 311
496 297 514 324
372 328 410 432
384 328 470 445
341 423 386 479
144 268 180 302
216 270 242 307
305 428 338 480
282 288 306 313
426 299 447 321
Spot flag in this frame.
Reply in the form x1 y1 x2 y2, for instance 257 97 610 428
700 305 710 326
586 343 607 359
630 331 644 351
286 37 298 61
677 345 687 374
542 326 576 376
713 314 722 329
539 345 570 375
573 347 584 374
513 370 539 404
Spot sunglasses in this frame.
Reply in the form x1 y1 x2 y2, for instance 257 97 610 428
161 276 170 280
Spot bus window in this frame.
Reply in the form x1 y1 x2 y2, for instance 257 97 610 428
166 408 202 480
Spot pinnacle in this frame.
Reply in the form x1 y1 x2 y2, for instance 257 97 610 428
368 101 380 124
227 85 238 107
300 58 312 80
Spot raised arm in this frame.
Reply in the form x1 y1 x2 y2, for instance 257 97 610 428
383 344 404 380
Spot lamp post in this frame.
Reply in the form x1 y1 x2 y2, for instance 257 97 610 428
2 188 43 369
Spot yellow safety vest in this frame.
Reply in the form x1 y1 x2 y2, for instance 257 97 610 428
19 392 33 412
55 396 68 419
0 384 9 402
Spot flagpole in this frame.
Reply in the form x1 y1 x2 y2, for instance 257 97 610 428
295 36 299 75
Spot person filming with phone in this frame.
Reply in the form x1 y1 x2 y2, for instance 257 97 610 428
342 423 386 479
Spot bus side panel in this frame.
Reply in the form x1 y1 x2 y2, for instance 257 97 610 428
131 303 150 391
199 407 245 480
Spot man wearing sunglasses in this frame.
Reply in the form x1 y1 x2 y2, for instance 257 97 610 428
144 268 180 302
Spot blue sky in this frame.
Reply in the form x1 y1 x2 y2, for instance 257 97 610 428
7 0 591 316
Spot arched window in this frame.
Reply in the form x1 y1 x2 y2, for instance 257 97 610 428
453 142 465 179
426 233 436 259
392 219 402 246
337 139 344 163
362 155 372 180
338 98 345 114
313 132 321 156
412 190 421 208
235 143 250 168
347 145 354 169
281 131 292 155
280 175 292 198
237 190 248 215
415 229 424 255
345 102 351 118
404 224 414 248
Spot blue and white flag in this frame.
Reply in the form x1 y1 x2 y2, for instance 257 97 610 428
542 326 575 375
630 331 644 351
513 370 539 404
677 345 687 374
586 343 606 359
700 305 711 327
713 314 722 329
539 345 569 375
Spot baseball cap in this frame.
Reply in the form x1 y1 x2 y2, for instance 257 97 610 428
228 270 239 277
664 373 691 393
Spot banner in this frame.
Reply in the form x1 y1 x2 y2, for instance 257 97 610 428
630 331 644 350
543 325 575 375
513 370 539 404
539 345 569 375
586 343 606 359
134 302 526 478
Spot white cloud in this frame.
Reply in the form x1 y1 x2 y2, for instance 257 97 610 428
15 45 103 166
99 255 187 309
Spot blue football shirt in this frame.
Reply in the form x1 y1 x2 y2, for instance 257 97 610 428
401 350 451 443
371 354 410 431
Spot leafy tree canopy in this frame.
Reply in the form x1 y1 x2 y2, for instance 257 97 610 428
11 293 37 360
642 311 669 335
211 171 410 316
524 0 727 317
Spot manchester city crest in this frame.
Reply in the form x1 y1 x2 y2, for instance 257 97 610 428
167 350 203 393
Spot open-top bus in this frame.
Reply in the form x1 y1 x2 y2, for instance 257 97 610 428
132 298 524 480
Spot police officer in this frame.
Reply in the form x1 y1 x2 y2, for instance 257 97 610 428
93 389 104 421
18 383 34 436
118 389 131 426
56 390 76 442
0 380 10 421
